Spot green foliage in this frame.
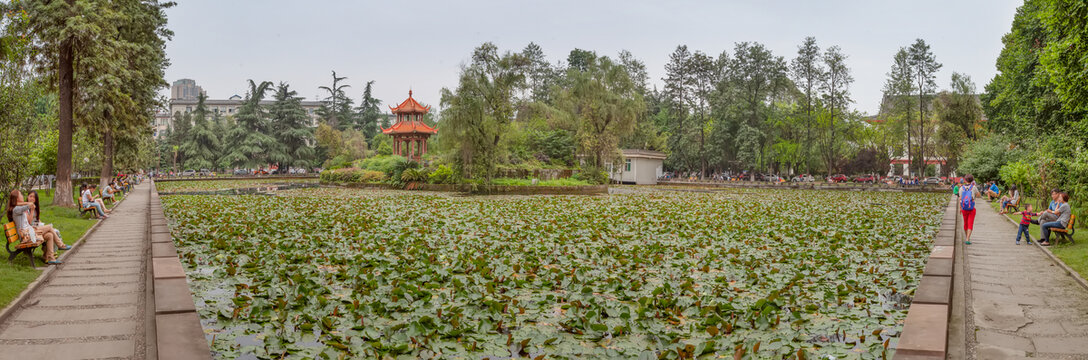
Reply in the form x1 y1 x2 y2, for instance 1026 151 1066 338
354 155 409 177
268 83 316 169
999 161 1039 196
489 177 590 186
958 135 1022 182
319 168 386 183
397 168 428 183
572 167 610 185
222 80 277 168
427 164 456 184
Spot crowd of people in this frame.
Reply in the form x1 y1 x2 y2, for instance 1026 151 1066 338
955 175 1075 246
5 173 143 265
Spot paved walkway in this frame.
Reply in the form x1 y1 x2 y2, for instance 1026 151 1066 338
965 201 1088 359
0 183 149 359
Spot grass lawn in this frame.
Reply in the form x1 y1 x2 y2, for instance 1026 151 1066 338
991 200 1088 280
0 188 123 308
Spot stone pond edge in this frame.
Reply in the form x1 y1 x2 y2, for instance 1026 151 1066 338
893 197 960 359
147 180 212 360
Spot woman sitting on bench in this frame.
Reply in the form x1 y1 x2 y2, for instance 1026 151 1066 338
81 184 109 219
999 185 1020 214
7 190 62 265
102 182 116 202
26 191 72 251
1039 192 1071 246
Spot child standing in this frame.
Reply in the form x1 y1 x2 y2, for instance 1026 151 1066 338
1016 204 1037 245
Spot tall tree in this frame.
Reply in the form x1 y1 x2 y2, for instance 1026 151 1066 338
728 42 787 171
438 42 528 181
884 48 915 176
907 39 941 177
222 80 276 168
662 45 695 171
554 55 644 170
318 70 353 129
790 37 824 173
820 46 853 174
181 93 219 170
355 80 383 142
269 83 315 169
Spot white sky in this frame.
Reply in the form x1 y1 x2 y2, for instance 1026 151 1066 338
163 0 1021 116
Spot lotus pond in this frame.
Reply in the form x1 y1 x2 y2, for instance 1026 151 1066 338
161 187 947 359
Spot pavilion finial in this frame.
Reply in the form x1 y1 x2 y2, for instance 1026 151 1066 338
409 89 412 97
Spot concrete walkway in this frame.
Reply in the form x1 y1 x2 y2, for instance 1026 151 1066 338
0 183 149 359
965 201 1088 359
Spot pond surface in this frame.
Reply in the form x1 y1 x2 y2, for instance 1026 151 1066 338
158 183 320 196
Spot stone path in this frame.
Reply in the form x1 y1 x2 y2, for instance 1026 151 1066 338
0 183 149 359
964 201 1088 359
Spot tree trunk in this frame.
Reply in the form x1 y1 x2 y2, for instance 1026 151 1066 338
99 127 114 189
53 24 75 207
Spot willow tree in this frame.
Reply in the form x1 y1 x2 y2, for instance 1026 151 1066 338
555 55 644 173
438 43 528 181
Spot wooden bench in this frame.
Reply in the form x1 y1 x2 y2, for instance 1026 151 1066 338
1005 196 1022 212
4 222 39 267
76 190 105 218
1052 214 1077 245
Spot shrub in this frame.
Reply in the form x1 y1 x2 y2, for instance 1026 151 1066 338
320 168 386 184
428 165 455 184
573 168 610 185
355 155 408 176
399 168 428 183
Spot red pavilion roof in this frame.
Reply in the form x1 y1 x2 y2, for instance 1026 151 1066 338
389 90 431 114
382 120 437 135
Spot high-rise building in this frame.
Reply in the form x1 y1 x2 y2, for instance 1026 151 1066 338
170 79 205 100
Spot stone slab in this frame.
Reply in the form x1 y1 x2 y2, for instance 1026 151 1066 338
156 312 213 360
33 293 137 307
930 246 953 259
153 257 187 279
976 330 1034 352
37 282 138 296
972 297 1029 331
151 225 169 234
913 276 952 305
0 339 135 360
934 235 954 246
0 321 135 340
155 278 197 314
975 344 1029 360
49 274 140 286
15 305 137 322
153 241 178 258
896 303 948 357
923 258 952 277
152 232 172 243
1032 337 1088 353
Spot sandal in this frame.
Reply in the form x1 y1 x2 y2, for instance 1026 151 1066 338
1040 241 1051 246
46 260 63 265
58 245 73 251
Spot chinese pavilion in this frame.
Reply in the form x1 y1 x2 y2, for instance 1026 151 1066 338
382 90 437 161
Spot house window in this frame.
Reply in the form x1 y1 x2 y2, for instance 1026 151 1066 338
625 159 632 172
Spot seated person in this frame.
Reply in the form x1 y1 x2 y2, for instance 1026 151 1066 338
81 184 109 219
999 185 1020 214
985 182 1001 201
102 182 116 201
7 190 62 265
26 191 71 251
1034 189 1062 225
1040 192 1072 246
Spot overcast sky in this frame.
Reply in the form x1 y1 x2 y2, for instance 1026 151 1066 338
163 0 1021 116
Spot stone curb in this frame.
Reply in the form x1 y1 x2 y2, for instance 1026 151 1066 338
0 190 130 325
146 180 212 360
995 208 1088 292
895 197 958 359
153 175 318 183
658 180 952 194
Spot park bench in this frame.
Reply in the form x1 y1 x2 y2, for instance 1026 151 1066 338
75 189 106 218
1052 214 1077 245
4 222 39 267
1006 196 1022 212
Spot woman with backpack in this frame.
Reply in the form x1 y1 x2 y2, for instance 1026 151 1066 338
960 174 981 245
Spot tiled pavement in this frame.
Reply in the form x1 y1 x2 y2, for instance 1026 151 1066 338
965 201 1088 359
0 183 149 359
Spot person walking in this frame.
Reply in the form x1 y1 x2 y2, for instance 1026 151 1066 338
960 174 980 245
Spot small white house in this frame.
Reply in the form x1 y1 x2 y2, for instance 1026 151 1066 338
610 149 666 185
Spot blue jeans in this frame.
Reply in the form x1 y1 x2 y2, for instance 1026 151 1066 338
83 202 106 217
1040 221 1066 242
1016 224 1031 242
